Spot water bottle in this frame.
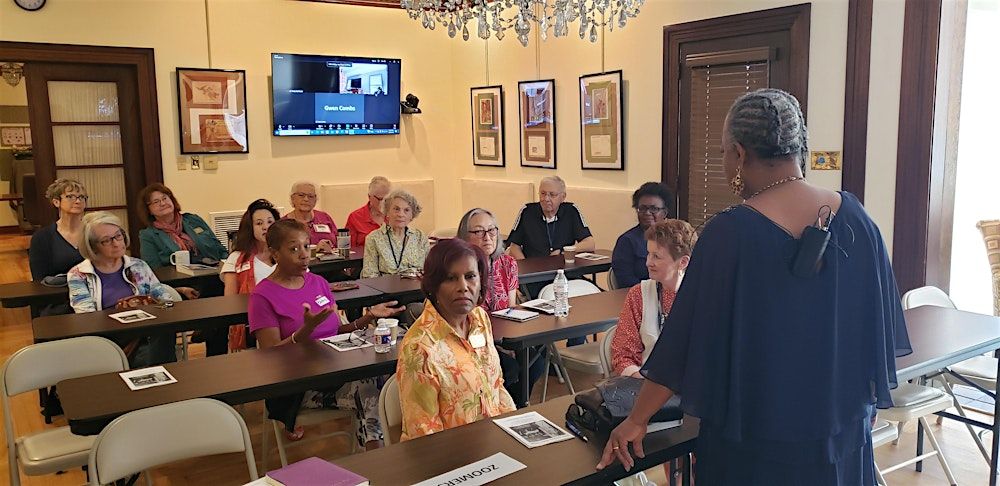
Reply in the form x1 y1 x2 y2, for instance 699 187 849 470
373 321 392 353
553 269 570 317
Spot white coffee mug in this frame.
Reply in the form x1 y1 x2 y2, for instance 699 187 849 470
169 250 190 266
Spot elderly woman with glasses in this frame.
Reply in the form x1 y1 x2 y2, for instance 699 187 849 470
457 208 546 406
360 189 430 278
612 182 676 289
346 176 391 248
29 179 88 284
67 211 197 367
284 181 338 254
597 89 911 485
138 183 228 268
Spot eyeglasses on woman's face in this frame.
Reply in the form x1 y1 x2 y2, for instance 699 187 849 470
99 232 126 247
468 226 499 238
147 196 171 207
636 205 666 215
62 194 89 203
293 192 317 200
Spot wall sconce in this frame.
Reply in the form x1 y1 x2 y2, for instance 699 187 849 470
1 63 24 88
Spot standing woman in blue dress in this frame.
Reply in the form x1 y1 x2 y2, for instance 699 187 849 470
597 89 911 485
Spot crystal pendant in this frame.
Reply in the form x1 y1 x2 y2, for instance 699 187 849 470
518 33 529 47
589 24 598 42
463 24 470 41
448 21 457 38
555 11 567 37
540 15 549 40
579 15 588 38
496 28 505 40
478 15 490 39
619 9 628 28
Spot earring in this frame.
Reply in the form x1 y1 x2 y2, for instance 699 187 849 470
729 165 745 197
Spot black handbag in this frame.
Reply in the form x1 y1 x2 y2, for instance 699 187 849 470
566 375 683 434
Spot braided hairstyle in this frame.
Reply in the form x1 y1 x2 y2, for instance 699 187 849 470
726 89 808 166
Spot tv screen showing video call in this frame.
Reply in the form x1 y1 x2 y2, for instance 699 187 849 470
271 53 401 136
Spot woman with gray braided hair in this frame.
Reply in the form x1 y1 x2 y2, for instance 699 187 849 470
598 89 911 485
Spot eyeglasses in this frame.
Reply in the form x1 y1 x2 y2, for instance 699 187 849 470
293 192 318 200
636 205 666 215
468 226 499 238
98 232 126 247
147 197 171 207
539 191 563 199
370 194 385 201
62 194 88 202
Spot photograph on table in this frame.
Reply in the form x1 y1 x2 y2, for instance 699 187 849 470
579 70 624 170
470 85 506 167
176 67 249 154
518 79 556 169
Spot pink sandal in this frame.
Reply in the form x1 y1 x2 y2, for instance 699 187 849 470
285 425 305 441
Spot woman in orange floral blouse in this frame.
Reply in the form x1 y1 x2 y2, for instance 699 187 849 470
611 220 698 377
396 238 516 441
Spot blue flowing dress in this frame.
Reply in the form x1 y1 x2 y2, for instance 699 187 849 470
641 192 912 485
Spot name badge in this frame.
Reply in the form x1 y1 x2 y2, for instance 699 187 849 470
315 295 331 307
313 224 332 233
236 262 251 272
193 227 205 234
469 332 486 349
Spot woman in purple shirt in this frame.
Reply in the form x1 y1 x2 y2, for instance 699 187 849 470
250 219 402 447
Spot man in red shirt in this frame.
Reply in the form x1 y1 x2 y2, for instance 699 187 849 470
345 176 391 247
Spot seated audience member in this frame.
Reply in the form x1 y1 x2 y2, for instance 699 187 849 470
30 179 87 283
612 182 676 289
346 176 391 248
284 181 338 254
611 220 697 377
360 189 430 278
138 182 228 267
397 238 515 440
220 199 280 351
506 176 595 259
250 219 403 447
138 182 229 355
457 207 545 405
68 212 198 367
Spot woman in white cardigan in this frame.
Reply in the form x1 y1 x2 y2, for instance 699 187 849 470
610 219 697 377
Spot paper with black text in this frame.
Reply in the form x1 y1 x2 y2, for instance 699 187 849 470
120 366 177 391
412 452 525 486
494 411 573 448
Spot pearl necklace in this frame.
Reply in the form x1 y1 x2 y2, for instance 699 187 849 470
744 176 804 201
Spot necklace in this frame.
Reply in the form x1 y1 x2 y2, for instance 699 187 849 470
744 176 804 201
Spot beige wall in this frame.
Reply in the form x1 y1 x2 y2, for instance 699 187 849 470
0 0 906 244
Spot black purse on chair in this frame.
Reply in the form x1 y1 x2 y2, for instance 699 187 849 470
566 376 683 434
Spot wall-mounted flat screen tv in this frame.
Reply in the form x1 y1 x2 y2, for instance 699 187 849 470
271 53 401 136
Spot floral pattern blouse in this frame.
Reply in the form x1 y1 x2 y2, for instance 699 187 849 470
397 300 516 441
482 254 519 312
360 224 430 278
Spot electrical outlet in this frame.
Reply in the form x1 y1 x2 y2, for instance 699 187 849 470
176 156 187 170
203 156 219 170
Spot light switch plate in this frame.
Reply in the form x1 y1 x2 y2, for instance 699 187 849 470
176 156 187 170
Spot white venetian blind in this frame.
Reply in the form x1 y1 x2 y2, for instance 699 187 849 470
685 52 769 229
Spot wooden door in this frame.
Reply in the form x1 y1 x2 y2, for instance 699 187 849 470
24 62 148 253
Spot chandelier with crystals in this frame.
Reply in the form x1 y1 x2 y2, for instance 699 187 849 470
400 0 646 47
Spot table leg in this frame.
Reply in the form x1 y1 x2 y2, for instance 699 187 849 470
990 352 1000 486
517 347 530 408
916 420 924 472
682 453 691 486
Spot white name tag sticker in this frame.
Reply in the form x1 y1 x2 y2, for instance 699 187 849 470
469 332 487 349
193 227 205 234
313 224 332 233
315 295 331 307
412 452 525 486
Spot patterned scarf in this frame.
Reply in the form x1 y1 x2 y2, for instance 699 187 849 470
152 211 196 253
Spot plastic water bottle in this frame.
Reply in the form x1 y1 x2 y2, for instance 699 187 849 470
553 269 570 317
373 322 392 353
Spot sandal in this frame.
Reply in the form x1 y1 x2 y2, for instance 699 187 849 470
285 425 305 442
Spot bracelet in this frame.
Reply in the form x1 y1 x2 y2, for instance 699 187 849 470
290 332 297 344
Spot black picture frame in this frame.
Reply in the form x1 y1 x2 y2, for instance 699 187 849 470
470 85 506 167
176 67 249 155
579 70 624 170
517 79 557 169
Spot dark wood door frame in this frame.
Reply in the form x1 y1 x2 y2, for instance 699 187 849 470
841 0 873 203
891 0 944 293
0 42 163 225
661 4 811 201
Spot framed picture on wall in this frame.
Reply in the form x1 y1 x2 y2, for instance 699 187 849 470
579 70 624 170
176 67 249 154
518 79 556 169
470 85 505 167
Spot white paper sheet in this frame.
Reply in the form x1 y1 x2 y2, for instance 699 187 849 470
109 309 157 324
590 134 612 158
528 135 547 158
120 366 177 391
494 411 573 448
479 136 496 158
413 453 526 486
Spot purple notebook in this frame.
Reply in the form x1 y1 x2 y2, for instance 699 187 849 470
266 457 369 486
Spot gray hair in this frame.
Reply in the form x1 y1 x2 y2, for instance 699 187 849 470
457 208 504 260
726 88 808 163
289 181 318 195
382 189 422 219
80 211 128 261
368 176 390 194
45 178 86 201
539 176 566 193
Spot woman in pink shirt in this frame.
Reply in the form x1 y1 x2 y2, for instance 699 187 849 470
250 219 403 447
284 181 338 253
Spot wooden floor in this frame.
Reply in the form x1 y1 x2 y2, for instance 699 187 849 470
0 233 992 485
